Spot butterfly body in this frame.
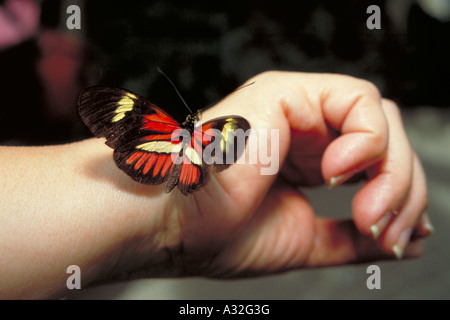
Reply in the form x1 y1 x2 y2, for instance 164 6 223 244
78 86 250 195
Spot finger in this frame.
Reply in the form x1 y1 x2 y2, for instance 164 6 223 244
198 73 292 218
208 180 423 276
203 72 388 193
352 99 413 235
319 75 389 186
412 212 434 240
209 181 425 276
303 218 425 267
352 100 428 258
377 153 429 258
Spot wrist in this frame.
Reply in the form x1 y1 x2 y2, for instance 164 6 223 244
71 139 179 283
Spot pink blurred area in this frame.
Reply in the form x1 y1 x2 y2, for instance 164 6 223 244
38 29 84 122
0 0 85 141
0 0 40 49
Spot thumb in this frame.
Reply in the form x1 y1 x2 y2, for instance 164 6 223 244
304 218 426 267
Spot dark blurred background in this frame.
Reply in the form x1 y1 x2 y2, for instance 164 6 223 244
0 0 449 145
1 0 449 299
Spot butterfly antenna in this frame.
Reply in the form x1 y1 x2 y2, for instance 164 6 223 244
233 81 255 93
198 81 256 113
157 67 194 114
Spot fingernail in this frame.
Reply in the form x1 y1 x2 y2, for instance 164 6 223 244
370 211 393 239
421 213 435 235
392 228 413 259
328 172 354 189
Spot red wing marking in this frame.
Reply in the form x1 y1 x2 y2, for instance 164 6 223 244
199 121 215 132
126 151 144 165
143 153 158 175
180 161 200 185
161 155 174 177
142 128 183 142
142 121 180 132
134 153 150 170
143 109 179 126
153 154 168 177
142 133 175 141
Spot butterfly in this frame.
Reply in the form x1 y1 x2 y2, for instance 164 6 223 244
78 85 250 195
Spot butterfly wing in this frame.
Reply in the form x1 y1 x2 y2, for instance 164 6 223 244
79 86 183 188
78 86 251 195
196 116 250 170
175 116 250 194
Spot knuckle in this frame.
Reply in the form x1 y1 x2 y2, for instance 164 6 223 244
372 129 389 156
253 70 283 81
358 79 382 100
334 74 382 100
382 98 402 116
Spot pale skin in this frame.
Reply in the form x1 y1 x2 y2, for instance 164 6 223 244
0 71 431 299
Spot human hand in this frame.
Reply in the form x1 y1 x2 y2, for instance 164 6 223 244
110 71 431 280
0 71 431 298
